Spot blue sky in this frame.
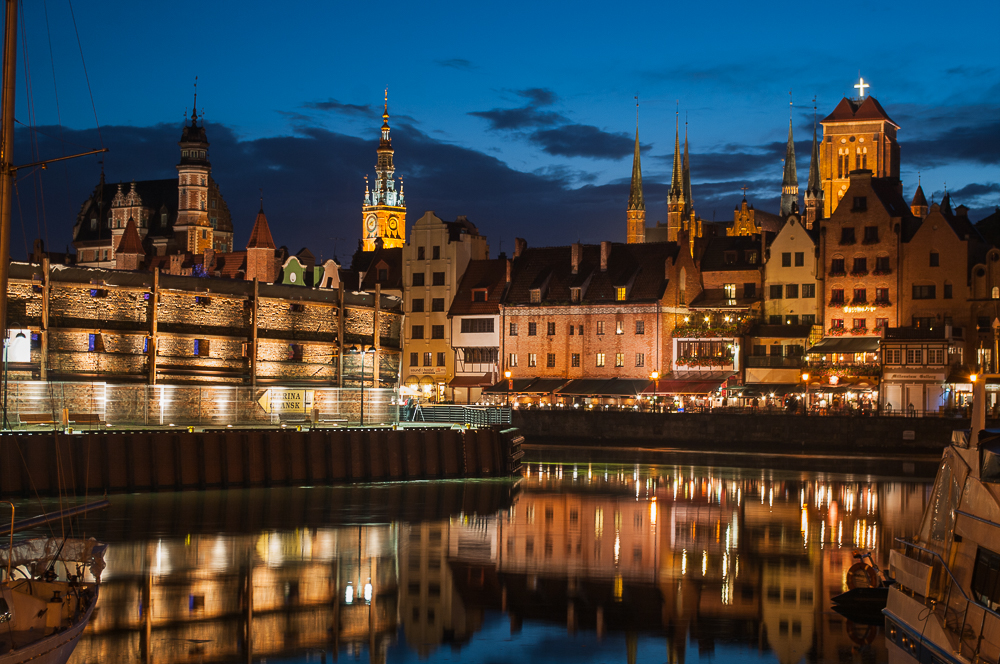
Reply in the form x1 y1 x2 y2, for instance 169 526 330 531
9 0 1000 260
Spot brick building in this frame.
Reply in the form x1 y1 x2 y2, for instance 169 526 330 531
500 239 701 400
402 212 488 401
72 105 234 267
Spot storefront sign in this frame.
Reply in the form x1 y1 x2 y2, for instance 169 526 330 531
256 389 313 414
843 305 877 313
883 371 946 381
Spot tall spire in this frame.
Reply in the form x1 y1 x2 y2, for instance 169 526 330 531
682 117 693 220
803 97 824 228
380 87 391 148
191 76 198 125
626 96 646 244
666 104 686 243
780 111 799 217
670 109 683 196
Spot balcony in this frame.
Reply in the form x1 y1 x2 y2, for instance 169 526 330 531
746 356 803 368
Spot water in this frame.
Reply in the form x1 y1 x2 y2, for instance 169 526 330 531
24 460 931 663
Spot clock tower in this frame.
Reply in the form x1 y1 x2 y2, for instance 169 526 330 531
362 91 406 251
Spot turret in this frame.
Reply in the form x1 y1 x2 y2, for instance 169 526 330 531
174 82 213 254
911 179 929 218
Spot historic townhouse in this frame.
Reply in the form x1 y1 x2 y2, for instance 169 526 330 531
500 239 701 402
447 257 509 403
402 212 488 401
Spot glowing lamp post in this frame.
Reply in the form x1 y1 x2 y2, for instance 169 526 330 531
505 370 512 408
801 372 810 416
650 371 659 412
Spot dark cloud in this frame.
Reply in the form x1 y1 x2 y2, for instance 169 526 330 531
905 120 1000 167
435 58 475 70
468 106 567 131
301 98 373 117
516 87 557 106
530 124 635 160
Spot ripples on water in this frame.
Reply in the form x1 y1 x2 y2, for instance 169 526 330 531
41 462 931 663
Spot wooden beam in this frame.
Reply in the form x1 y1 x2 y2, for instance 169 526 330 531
373 282 381 388
251 277 259 389
148 268 159 385
338 285 345 387
40 257 49 380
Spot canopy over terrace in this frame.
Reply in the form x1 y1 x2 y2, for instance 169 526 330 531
807 337 880 355
556 378 652 398
643 371 736 395
483 377 570 396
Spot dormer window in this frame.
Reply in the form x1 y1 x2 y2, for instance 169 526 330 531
615 287 626 301
530 289 541 304
724 251 737 265
570 288 581 303
90 217 97 230
745 250 758 264
472 289 487 302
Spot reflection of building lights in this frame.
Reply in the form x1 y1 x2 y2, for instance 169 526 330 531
701 551 708 576
364 582 372 603
613 574 623 601
345 583 354 604
650 500 657 526
681 549 687 575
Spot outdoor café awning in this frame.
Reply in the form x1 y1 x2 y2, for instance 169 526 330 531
448 374 493 388
741 384 801 397
808 338 880 354
643 371 735 396
555 378 650 397
483 378 570 394
484 378 537 393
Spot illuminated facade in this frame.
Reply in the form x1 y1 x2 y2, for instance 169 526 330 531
362 94 406 251
819 91 900 218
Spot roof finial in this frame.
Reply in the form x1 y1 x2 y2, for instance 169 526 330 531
192 76 198 124
918 171 921 186
789 89 793 120
634 93 638 128
259 187 264 212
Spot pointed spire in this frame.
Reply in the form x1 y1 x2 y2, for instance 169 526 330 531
247 207 276 250
806 118 821 194
780 116 799 217
380 87 392 148
191 76 199 125
682 117 693 219
627 107 644 211
670 110 683 196
116 217 145 256
911 182 927 208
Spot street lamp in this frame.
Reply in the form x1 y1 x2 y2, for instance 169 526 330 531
2 330 26 430
650 370 659 412
801 372 810 416
504 370 512 408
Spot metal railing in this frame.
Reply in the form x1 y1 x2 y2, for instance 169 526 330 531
893 538 1000 662
407 405 511 426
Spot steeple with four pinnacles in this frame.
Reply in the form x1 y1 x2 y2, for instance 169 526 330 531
780 100 799 218
666 111 686 243
626 98 645 244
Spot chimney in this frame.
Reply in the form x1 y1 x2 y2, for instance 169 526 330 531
514 237 527 259
505 258 512 283
571 242 582 274
600 241 611 272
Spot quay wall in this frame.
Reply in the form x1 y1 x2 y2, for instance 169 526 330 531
513 410 969 453
0 426 522 497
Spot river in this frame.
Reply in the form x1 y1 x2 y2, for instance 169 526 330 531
38 458 933 663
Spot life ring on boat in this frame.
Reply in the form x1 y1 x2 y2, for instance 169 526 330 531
846 562 879 589
845 620 877 646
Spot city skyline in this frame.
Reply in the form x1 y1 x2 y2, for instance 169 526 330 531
7 0 999 261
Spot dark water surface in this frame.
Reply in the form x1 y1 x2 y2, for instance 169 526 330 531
21 460 932 663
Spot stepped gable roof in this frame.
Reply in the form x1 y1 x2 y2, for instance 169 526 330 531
822 96 897 127
698 235 762 272
359 246 403 291
115 218 145 255
246 209 276 249
504 242 679 306
449 258 509 316
73 178 178 243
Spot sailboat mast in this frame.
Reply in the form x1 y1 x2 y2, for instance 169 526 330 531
0 0 18 355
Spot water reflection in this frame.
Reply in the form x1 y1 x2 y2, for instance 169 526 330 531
62 465 930 663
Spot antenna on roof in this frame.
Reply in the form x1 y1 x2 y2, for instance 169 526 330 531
259 187 264 212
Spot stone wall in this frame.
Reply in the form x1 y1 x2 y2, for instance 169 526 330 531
513 409 968 454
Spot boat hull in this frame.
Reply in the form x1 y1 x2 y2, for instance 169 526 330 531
0 587 98 664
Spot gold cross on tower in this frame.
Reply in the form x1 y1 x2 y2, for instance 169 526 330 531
854 77 870 98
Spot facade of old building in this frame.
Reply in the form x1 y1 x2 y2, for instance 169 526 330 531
72 105 234 267
402 213 488 401
763 213 820 327
447 257 509 404
500 239 701 393
4 261 402 388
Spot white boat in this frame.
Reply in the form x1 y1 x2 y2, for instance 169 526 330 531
884 375 1000 663
0 537 106 664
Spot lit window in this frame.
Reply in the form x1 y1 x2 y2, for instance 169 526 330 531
616 321 624 335
615 353 624 367
615 287 626 301
596 353 605 367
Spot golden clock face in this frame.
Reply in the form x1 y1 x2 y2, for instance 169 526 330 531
366 215 377 234
388 217 398 232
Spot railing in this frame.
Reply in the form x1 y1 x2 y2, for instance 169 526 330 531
746 356 803 368
893 538 1000 662
408 405 511 426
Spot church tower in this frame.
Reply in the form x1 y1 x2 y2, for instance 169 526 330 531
362 91 406 252
626 107 645 244
666 115 686 242
803 115 824 229
819 79 899 217
174 87 213 254
780 118 799 217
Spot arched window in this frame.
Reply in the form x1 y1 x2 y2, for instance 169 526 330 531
855 147 862 170
992 286 998 300
862 147 868 170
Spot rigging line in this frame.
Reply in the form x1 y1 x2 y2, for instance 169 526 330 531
11 437 59 539
42 0 66 252
13 181 30 263
66 0 103 148
17 2 48 253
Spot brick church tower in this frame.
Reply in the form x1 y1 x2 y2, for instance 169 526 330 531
173 88 214 254
362 91 406 251
626 113 645 244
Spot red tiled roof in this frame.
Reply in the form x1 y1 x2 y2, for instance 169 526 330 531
359 246 403 290
115 218 145 255
214 251 247 279
449 258 508 316
822 96 897 127
246 209 276 249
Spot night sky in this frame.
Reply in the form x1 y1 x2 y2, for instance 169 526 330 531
8 0 1000 262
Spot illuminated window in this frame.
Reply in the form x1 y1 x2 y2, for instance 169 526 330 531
508 353 518 367
596 353 605 367
635 353 644 367
616 321 624 335
596 321 605 335
528 353 537 367
615 287 626 301
615 353 624 367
